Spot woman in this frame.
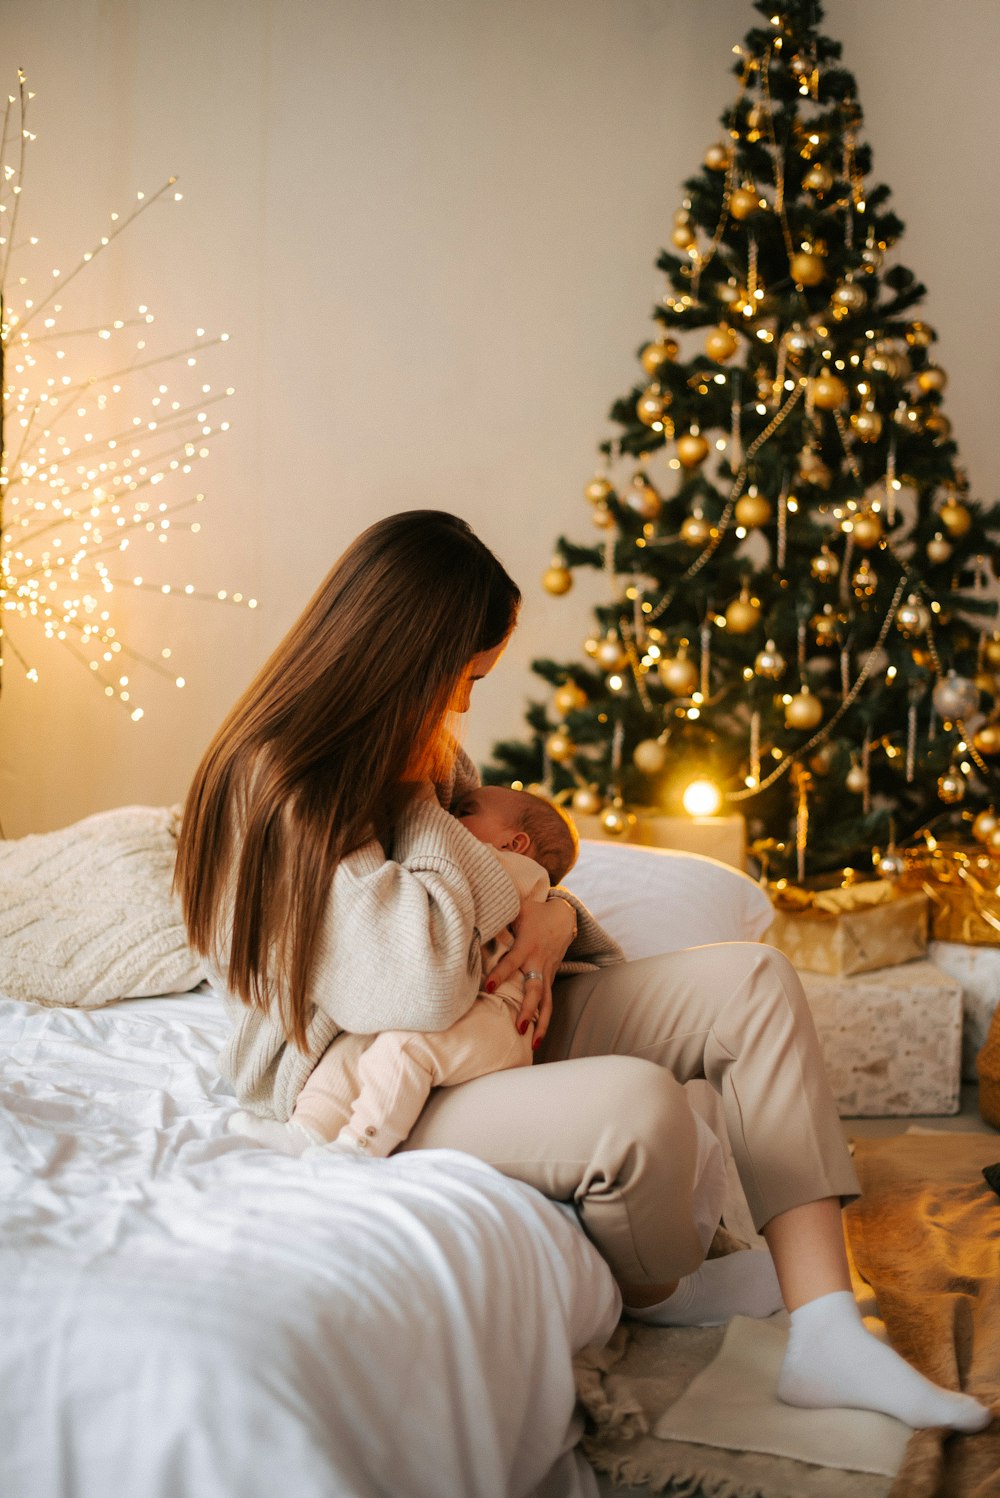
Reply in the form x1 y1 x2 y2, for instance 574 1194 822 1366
176 509 989 1433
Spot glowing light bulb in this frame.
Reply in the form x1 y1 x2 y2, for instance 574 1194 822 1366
682 779 722 817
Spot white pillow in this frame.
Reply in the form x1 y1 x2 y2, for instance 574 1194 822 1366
562 839 773 960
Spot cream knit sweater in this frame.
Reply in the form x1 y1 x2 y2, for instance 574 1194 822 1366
216 750 624 1120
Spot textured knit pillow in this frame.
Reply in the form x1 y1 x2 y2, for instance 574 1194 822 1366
562 840 772 961
0 805 206 1007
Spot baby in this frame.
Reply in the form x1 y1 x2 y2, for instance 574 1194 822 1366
229 785 578 1158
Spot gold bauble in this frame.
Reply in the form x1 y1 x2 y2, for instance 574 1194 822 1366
803 163 834 193
852 558 878 598
584 475 614 504
916 365 947 394
876 850 906 881
831 280 866 313
705 324 739 362
754 639 786 679
789 251 826 286
725 593 762 635
810 372 848 409
809 743 834 775
626 478 662 520
633 737 669 775
729 187 760 220
895 594 931 636
974 670 998 698
571 784 603 816
641 337 679 374
850 407 883 442
784 324 816 360
704 142 731 172
734 492 772 528
973 808 1000 842
545 730 576 764
595 634 628 672
850 511 884 550
939 499 972 537
671 224 696 250
636 386 667 426
591 502 615 530
658 654 700 697
553 681 588 716
905 320 935 348
974 723 1000 757
983 634 1000 667
926 532 952 564
925 411 952 440
810 547 840 581
845 763 867 794
542 562 573 595
893 403 925 433
680 511 713 546
811 606 842 645
937 767 966 805
988 826 1000 856
676 432 710 468
600 807 631 837
785 687 824 730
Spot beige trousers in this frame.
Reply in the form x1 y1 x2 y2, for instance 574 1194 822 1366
394 942 860 1288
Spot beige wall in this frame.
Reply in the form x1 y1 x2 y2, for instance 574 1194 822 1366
2 0 997 835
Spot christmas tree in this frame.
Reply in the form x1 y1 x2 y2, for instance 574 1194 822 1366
485 0 1000 880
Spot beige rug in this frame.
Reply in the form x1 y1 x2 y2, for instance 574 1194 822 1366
576 1132 1000 1498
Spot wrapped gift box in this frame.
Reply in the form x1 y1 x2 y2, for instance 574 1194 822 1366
800 960 962 1116
900 840 1000 947
570 811 746 871
927 939 1000 1081
764 881 929 976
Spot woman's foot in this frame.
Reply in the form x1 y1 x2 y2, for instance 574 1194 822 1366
625 1249 784 1327
226 1110 322 1155
778 1291 992 1432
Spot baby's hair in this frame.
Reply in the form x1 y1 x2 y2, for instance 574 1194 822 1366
514 793 579 884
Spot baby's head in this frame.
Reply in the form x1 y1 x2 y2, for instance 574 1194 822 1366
453 786 579 884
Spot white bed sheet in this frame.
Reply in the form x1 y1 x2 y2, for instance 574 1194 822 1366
0 987 620 1498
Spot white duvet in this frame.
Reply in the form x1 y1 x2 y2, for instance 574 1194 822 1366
0 987 620 1498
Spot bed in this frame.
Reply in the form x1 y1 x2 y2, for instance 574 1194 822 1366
0 823 773 1498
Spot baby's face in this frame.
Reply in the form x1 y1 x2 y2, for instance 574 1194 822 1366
454 787 531 855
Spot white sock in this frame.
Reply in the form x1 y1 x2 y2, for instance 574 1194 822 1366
778 1290 992 1432
626 1249 784 1327
226 1110 323 1156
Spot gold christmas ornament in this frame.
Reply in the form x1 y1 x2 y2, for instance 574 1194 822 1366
636 386 668 426
784 324 816 359
810 605 842 645
553 681 588 716
845 762 867 795
974 670 997 697
600 800 633 837
803 163 834 194
983 634 1000 667
704 142 731 172
831 280 866 313
905 320 935 348
893 403 925 433
729 186 761 220
789 251 826 286
584 475 614 504
571 784 603 816
895 594 931 636
626 477 662 520
916 365 948 394
583 635 601 658
734 491 772 528
785 686 824 730
679 510 713 547
705 324 740 362
810 372 848 409
864 342 911 379
724 588 763 635
988 826 1000 856
939 498 972 537
542 561 573 595
932 671 979 721
676 431 710 468
595 633 629 672
974 722 1000 756
852 558 878 598
849 510 884 550
809 743 834 775
591 502 615 530
973 808 1000 842
671 224 696 251
925 411 952 440
718 279 741 305
876 849 905 881
937 767 966 805
810 546 840 581
850 407 883 442
754 639 786 679
860 241 884 271
633 738 669 775
658 651 700 697
926 532 952 564
641 337 680 375
545 729 576 764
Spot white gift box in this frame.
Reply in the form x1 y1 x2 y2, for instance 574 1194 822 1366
799 959 963 1117
927 940 1000 1081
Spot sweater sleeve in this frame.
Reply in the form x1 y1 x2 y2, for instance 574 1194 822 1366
306 795 521 1035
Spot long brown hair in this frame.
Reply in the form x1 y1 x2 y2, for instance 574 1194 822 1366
175 510 520 1047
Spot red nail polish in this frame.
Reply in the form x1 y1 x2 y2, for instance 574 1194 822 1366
517 1019 528 1035
532 1035 542 1052
485 980 496 994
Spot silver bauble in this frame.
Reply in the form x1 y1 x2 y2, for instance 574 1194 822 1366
931 671 979 722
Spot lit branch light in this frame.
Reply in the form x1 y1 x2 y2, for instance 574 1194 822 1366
0 71 255 722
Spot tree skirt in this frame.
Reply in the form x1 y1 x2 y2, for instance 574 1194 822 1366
576 1132 999 1498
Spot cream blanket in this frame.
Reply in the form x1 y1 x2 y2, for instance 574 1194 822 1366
0 805 206 1007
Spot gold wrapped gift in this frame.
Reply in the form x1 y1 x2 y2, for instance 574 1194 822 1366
900 840 1000 948
764 879 929 976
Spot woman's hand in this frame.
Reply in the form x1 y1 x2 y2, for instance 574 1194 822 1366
486 897 577 1051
